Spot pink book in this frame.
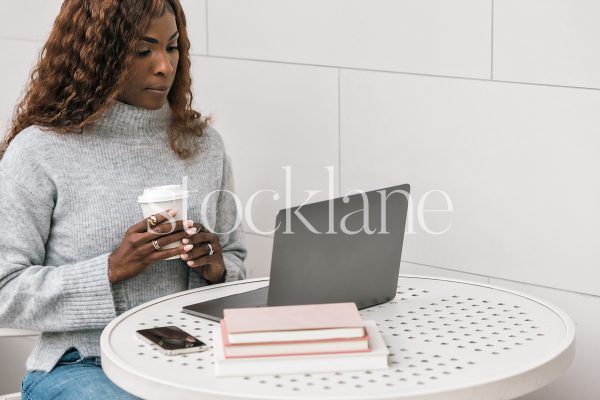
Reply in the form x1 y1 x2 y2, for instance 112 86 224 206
220 320 370 358
213 321 389 377
223 302 366 344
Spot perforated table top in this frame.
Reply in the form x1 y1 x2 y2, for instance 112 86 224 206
101 275 575 400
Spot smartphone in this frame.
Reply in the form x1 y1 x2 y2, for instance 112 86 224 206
136 325 208 356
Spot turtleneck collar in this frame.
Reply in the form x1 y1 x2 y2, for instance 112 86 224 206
88 100 172 139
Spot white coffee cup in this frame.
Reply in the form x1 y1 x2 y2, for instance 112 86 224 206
138 184 189 260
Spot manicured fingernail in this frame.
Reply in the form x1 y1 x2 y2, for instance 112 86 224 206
181 253 189 260
184 220 194 229
168 209 177 216
187 260 195 266
186 227 198 236
182 238 189 244
183 244 193 252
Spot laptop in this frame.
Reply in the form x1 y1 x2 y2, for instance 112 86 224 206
182 183 410 321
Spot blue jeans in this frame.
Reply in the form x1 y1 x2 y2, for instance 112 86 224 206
21 348 139 400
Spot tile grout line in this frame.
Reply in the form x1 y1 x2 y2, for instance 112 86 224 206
486 274 600 298
205 0 210 55
338 68 342 196
403 259 495 282
490 0 494 80
242 230 274 239
190 53 600 93
403 259 600 298
1 27 598 93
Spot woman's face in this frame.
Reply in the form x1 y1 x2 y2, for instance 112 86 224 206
117 12 179 110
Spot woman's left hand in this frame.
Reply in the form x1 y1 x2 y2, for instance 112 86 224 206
181 221 226 283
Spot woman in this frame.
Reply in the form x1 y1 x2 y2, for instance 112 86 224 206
0 1 246 398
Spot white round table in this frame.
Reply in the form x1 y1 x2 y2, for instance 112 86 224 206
101 275 575 400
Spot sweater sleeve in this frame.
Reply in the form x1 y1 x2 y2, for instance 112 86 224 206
0 168 117 332
216 152 247 282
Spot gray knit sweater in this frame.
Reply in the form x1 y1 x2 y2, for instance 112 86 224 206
0 101 246 372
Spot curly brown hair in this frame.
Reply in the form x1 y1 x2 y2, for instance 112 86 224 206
1 0 208 160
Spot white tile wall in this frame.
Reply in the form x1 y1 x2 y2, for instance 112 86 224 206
0 39 42 136
340 68 600 296
0 334 38 394
0 0 62 41
489 278 600 400
494 0 600 88
180 0 207 55
191 56 339 235
207 0 492 79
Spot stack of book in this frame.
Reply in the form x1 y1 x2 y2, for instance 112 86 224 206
212 302 389 377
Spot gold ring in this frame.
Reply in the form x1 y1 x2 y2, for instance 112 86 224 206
152 240 161 251
147 215 158 229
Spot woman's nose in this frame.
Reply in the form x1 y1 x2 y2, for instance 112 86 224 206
153 51 174 76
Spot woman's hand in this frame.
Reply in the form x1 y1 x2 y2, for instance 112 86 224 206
108 209 195 284
180 221 226 283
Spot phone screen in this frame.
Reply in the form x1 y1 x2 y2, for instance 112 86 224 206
136 326 207 352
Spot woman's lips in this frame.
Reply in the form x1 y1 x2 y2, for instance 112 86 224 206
145 87 169 96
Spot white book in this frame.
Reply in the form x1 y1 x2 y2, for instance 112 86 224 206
228 326 365 344
213 320 389 377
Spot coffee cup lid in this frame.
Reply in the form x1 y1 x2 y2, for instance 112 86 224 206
138 184 189 203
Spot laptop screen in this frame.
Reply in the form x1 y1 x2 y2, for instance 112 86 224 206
182 183 410 321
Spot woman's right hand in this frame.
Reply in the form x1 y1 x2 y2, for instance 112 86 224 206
107 209 197 284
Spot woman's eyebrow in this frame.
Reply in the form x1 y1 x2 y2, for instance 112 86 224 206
141 31 179 44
